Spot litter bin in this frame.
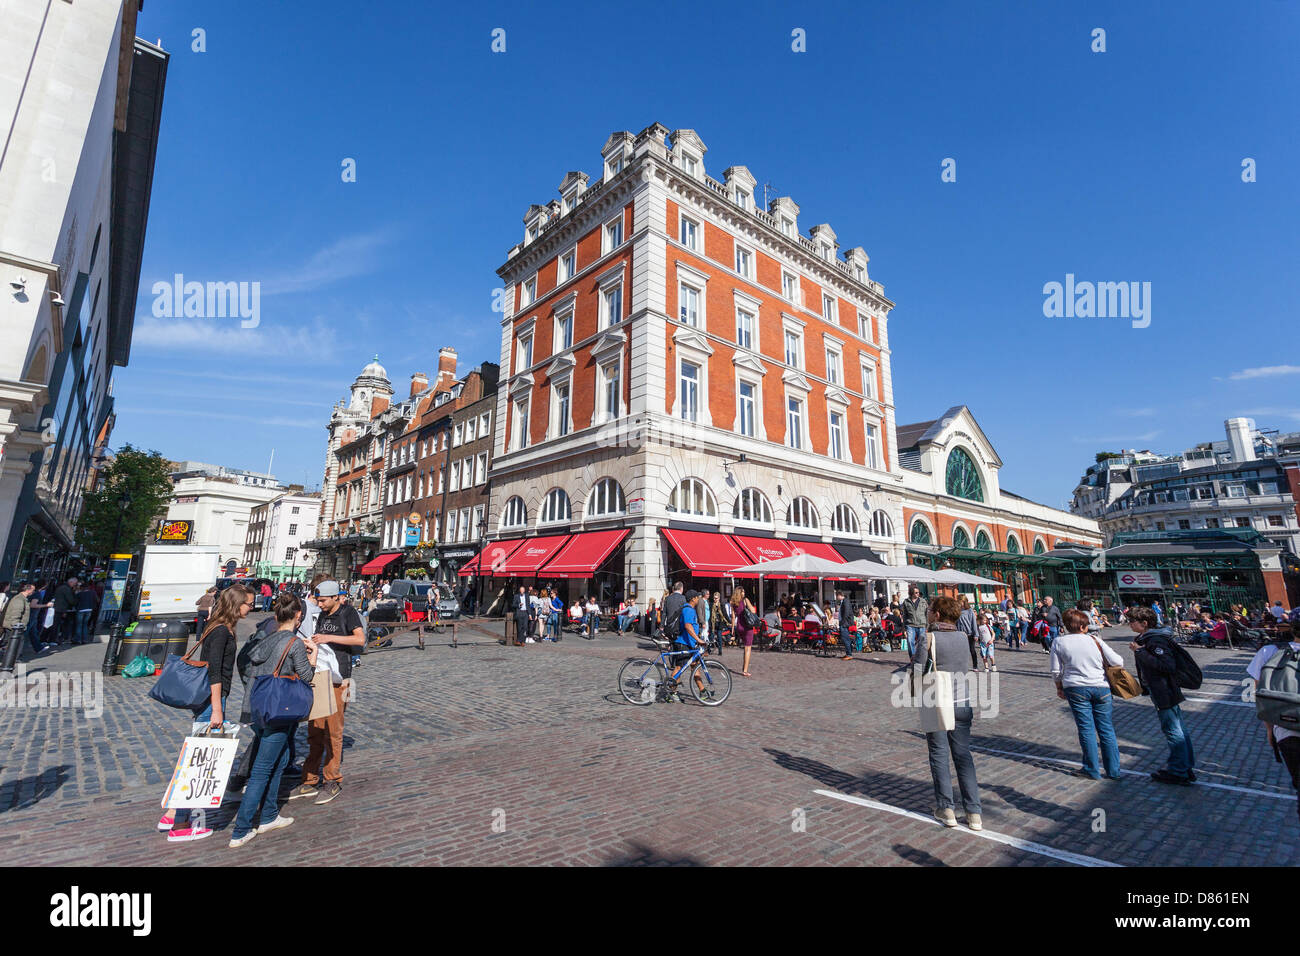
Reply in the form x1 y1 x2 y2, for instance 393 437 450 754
111 617 191 676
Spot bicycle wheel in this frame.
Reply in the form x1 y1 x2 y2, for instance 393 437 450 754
690 659 732 706
618 658 666 705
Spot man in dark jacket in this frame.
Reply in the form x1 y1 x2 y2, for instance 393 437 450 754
1128 606 1196 785
1036 596 1063 653
660 582 686 644
52 576 78 644
956 597 979 667
902 587 929 656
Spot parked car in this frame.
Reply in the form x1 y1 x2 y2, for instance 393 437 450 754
367 579 461 623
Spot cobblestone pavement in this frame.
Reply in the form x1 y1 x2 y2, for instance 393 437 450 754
0 620 1295 866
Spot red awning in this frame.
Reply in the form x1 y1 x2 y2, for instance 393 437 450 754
784 540 854 579
662 529 756 576
490 535 571 577
458 540 523 576
731 535 798 566
541 529 630 578
358 552 404 575
731 535 845 580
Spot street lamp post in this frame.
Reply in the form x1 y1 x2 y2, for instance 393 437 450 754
110 490 133 555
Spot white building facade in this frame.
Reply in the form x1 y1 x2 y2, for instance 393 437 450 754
0 0 166 580
166 476 284 570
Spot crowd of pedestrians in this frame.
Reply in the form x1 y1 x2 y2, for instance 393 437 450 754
151 577 364 848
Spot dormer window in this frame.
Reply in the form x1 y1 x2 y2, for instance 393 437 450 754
821 243 832 260
682 153 699 175
526 224 538 242
781 217 794 237
605 155 624 178
735 188 750 209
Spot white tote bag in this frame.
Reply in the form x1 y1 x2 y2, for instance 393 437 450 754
914 632 955 733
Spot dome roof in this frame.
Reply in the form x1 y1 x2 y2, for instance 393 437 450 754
356 354 388 382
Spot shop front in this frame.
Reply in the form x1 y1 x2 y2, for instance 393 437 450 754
465 529 630 614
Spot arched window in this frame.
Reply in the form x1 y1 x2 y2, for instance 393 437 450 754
952 525 971 549
539 488 571 524
1006 533 1021 553
975 530 992 551
787 497 819 529
945 447 984 502
733 487 773 523
909 519 932 545
831 504 860 535
587 477 625 517
502 496 527 529
667 477 716 517
867 509 892 538
1033 537 1047 554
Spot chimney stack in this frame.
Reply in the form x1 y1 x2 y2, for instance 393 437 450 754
434 347 458 392
410 371 428 398
1225 418 1257 463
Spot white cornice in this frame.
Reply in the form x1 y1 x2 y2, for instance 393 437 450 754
782 369 812 392
673 327 714 357
509 373 535 397
592 329 627 358
732 352 767 377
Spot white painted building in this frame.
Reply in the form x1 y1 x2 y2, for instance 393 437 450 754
165 476 283 570
0 0 166 579
244 492 321 579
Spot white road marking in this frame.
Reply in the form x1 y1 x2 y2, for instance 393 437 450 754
972 745 1294 801
813 788 1121 867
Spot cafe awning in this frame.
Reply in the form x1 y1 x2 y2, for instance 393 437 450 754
457 539 523 577
489 535 572 577
661 529 754 575
541 529 630 578
357 552 404 575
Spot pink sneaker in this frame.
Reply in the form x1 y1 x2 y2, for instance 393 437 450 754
166 826 213 843
157 814 175 832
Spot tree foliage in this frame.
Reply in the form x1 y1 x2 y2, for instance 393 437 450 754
1094 451 1124 464
75 445 173 559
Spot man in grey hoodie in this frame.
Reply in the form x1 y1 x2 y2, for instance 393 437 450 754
229 593 317 847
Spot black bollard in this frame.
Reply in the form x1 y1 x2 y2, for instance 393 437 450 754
0 625 24 673
101 621 125 676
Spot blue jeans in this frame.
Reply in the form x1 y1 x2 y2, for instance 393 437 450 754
231 725 293 839
1157 704 1195 778
617 614 629 632
1065 685 1122 778
74 609 92 644
905 625 925 656
925 705 981 815
585 612 599 634
1043 626 1058 650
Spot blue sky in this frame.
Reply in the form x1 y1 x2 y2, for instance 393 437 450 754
113 0 1299 507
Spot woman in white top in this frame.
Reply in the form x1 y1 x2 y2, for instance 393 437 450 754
1050 608 1124 779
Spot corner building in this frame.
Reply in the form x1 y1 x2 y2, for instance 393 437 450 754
487 123 1097 605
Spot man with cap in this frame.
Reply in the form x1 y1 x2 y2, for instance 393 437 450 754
669 590 711 701
290 580 363 806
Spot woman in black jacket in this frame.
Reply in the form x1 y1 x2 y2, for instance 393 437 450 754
161 585 252 842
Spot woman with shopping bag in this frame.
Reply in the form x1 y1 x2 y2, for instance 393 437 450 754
160 585 252 842
228 592 317 848
910 595 983 831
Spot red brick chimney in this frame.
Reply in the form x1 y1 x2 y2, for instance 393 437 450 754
410 372 428 397
434 347 458 393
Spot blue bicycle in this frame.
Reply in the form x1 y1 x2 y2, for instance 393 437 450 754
618 638 732 706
